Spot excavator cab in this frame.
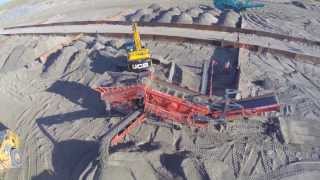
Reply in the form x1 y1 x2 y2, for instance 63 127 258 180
0 124 22 170
127 23 152 71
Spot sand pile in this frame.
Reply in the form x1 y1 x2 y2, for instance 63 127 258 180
197 13 219 25
174 13 193 24
126 4 224 25
218 10 241 27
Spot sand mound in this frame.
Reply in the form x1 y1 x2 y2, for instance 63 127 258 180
197 12 218 25
157 13 173 23
174 13 193 24
141 14 156 22
207 9 221 17
155 7 182 23
167 7 182 16
135 8 154 16
127 8 153 22
148 3 163 12
124 5 224 25
186 7 203 18
218 10 241 27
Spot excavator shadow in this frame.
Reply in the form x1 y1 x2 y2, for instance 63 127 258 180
46 80 106 111
88 50 127 74
96 71 141 87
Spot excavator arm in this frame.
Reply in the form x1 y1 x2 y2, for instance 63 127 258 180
132 23 142 51
127 23 152 71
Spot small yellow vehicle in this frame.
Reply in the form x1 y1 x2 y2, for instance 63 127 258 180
0 125 22 170
127 23 152 71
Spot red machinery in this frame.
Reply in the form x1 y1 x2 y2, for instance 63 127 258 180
95 78 281 145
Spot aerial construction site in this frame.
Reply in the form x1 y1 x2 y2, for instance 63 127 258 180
0 0 320 179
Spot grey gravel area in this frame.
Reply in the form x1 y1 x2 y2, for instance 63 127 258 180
0 0 320 180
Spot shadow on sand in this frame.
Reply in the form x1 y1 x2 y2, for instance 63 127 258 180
46 80 106 111
210 47 240 97
33 81 107 180
89 50 127 74
31 139 99 180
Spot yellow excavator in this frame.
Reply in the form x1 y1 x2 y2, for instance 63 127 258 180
127 23 152 71
0 124 22 170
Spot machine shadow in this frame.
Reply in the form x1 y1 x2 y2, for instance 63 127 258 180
42 50 62 73
33 81 106 179
210 47 240 97
88 50 127 74
31 139 99 180
46 80 106 112
38 80 108 143
31 170 55 180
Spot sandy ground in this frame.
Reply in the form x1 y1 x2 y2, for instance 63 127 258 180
0 0 212 27
0 0 320 180
242 1 320 40
0 34 217 179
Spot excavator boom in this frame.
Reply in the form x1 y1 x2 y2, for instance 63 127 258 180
132 23 142 50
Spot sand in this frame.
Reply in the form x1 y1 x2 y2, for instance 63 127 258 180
0 0 319 180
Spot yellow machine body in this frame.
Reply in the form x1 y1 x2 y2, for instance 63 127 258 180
128 48 151 61
127 23 152 71
0 129 22 170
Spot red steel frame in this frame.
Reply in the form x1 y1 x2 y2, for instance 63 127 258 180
144 89 210 128
111 113 146 145
210 104 280 120
95 83 280 145
95 85 145 107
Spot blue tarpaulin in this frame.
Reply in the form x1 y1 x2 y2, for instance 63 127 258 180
214 0 264 12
